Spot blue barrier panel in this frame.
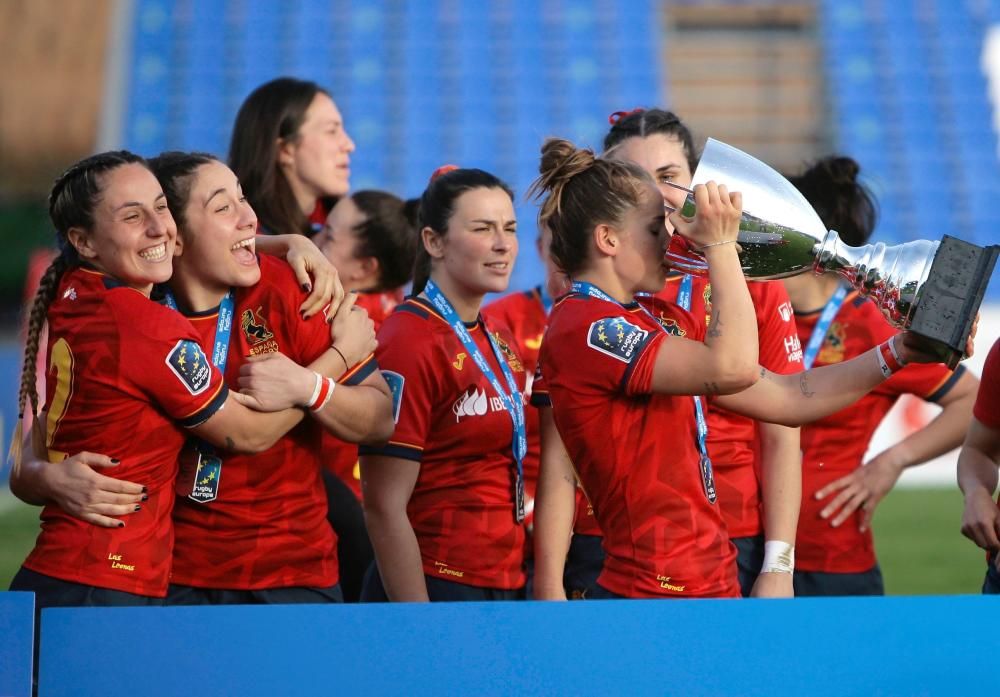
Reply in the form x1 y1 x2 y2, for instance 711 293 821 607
0 592 34 697
38 595 997 696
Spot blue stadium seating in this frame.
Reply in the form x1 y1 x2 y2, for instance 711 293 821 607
120 0 663 294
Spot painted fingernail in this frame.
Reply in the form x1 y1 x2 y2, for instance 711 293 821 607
110 458 121 464
302 283 312 292
118 521 125 528
141 494 149 502
134 504 142 512
141 486 148 494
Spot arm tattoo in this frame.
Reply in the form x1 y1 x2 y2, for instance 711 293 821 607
703 381 721 395
706 310 723 339
760 366 768 380
561 473 576 486
225 436 235 451
799 373 815 398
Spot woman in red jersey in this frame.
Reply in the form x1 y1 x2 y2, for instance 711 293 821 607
531 138 967 600
7 152 327 609
959 338 1000 594
307 189 419 601
533 109 804 600
784 156 977 596
229 77 354 237
360 167 529 602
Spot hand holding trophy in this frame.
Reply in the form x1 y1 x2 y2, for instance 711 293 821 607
663 139 999 368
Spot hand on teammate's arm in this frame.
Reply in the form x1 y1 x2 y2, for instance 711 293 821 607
360 455 430 601
9 423 144 528
532 408 576 601
958 418 1000 558
254 233 345 318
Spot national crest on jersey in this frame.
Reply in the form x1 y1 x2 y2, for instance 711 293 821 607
654 313 687 337
166 340 212 395
817 321 847 364
587 316 648 363
242 306 279 355
490 330 524 373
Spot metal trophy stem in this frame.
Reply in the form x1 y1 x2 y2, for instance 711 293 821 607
663 138 999 367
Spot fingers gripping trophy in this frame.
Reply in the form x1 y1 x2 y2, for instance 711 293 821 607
664 139 999 368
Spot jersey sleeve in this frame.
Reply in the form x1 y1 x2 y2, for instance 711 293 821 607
752 281 803 374
121 305 228 428
358 316 440 462
974 339 1000 429
530 361 550 408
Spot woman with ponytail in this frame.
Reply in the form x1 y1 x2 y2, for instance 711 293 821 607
358 167 529 602
784 156 977 596
530 139 967 600
7 152 328 608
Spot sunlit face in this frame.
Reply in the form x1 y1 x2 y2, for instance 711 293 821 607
174 160 261 290
611 181 671 294
609 134 693 232
280 93 355 203
315 196 372 291
428 187 518 296
71 163 177 294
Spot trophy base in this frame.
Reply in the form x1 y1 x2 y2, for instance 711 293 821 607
908 235 999 369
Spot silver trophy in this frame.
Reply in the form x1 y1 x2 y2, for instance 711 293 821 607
664 138 998 368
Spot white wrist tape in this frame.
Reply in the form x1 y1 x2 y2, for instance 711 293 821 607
761 540 795 574
305 372 323 408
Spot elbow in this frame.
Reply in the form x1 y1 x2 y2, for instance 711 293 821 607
712 362 760 395
232 433 279 455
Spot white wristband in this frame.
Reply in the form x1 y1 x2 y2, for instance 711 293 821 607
875 349 893 379
761 540 795 574
305 372 323 408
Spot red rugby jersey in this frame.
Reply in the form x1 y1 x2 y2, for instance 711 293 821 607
323 287 405 500
795 292 964 573
360 297 527 590
657 276 803 538
483 286 548 520
539 291 739 598
23 267 228 596
170 255 377 590
974 339 1000 429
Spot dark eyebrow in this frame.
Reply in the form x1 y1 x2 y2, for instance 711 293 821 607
114 192 165 212
655 165 680 176
204 188 227 207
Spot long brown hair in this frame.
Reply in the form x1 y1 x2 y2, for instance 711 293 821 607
9 151 148 470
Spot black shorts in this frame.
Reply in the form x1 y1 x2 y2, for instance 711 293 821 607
982 553 1000 594
564 534 604 600
321 468 373 604
793 565 885 596
360 563 524 602
9 566 165 609
166 583 343 605
583 582 624 600
732 534 765 598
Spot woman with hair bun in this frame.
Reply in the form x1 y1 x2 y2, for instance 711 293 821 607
359 167 529 602
531 138 967 599
784 155 977 596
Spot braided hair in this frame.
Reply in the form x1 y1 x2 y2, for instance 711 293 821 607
9 151 148 471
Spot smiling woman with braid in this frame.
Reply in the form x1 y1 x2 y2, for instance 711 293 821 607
6 151 320 609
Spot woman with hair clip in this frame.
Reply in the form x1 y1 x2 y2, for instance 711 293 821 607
533 108 805 600
784 156 977 596
229 76 354 237
359 166 529 602
6 151 336 609
300 189 420 602
530 138 969 600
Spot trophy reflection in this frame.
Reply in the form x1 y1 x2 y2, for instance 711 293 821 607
664 139 999 368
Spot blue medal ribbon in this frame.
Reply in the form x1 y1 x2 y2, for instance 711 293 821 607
801 285 848 370
164 289 236 503
572 278 717 503
424 280 528 523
